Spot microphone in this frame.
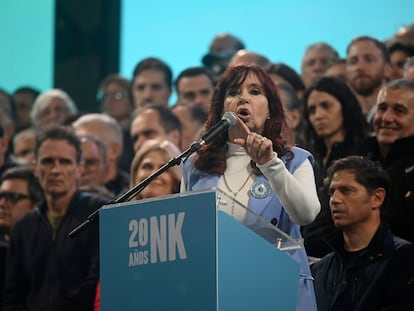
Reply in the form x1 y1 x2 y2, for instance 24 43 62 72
198 112 237 146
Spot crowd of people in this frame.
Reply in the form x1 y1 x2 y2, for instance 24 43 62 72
1 24 414 310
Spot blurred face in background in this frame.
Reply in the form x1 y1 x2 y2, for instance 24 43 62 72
389 49 410 79
301 47 337 87
132 70 171 108
101 82 133 123
177 74 214 110
404 63 414 80
13 131 36 163
79 139 108 188
172 105 204 150
325 62 347 81
13 91 36 130
38 97 71 130
130 110 167 151
133 150 176 199
346 40 388 97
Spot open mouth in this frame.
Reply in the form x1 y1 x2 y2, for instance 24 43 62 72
237 108 250 120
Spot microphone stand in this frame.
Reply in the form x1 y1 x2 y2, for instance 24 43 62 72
69 141 202 238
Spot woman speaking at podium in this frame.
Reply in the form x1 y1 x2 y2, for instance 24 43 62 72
181 64 320 311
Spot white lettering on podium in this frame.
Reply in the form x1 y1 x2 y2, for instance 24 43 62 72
128 249 149 266
129 219 149 248
168 212 187 261
150 215 167 262
128 212 187 267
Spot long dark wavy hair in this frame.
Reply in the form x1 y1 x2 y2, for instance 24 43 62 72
194 64 291 175
303 76 368 159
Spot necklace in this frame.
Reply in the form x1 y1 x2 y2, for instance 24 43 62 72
222 171 253 215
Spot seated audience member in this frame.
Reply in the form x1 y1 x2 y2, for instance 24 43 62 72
0 166 43 308
172 103 207 150
391 23 414 47
0 89 13 120
0 125 18 178
129 139 182 199
0 166 43 238
311 156 414 311
72 113 130 196
4 126 107 311
302 76 368 258
228 49 272 71
131 57 173 108
303 76 368 190
387 41 414 80
362 78 414 243
96 74 135 174
404 56 414 80
201 32 245 83
78 135 113 199
12 86 40 132
12 128 37 164
267 63 306 100
345 36 391 131
301 42 339 88
30 89 78 131
276 83 306 147
130 104 182 152
0 89 16 156
97 74 134 130
324 58 347 82
174 67 215 112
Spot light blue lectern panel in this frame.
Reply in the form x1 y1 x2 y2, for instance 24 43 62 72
218 211 299 310
100 191 217 311
100 190 300 310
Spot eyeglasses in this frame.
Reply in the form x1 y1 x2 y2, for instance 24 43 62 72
0 192 31 204
98 91 129 102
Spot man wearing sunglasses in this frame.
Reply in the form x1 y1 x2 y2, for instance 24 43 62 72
0 165 43 309
0 165 43 238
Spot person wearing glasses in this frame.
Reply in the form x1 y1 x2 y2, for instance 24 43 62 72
0 165 43 309
97 74 134 131
96 74 135 175
0 165 43 240
3 126 107 311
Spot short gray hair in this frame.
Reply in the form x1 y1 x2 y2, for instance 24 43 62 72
72 113 123 149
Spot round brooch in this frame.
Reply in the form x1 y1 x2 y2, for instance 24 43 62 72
250 181 272 199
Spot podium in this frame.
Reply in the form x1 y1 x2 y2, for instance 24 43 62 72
100 189 302 310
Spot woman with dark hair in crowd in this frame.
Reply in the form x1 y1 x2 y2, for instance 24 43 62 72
301 76 368 258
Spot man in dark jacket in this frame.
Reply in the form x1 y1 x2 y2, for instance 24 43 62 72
363 78 414 243
4 126 107 311
0 166 44 310
311 156 414 311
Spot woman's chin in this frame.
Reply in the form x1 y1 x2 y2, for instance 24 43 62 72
141 188 171 200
